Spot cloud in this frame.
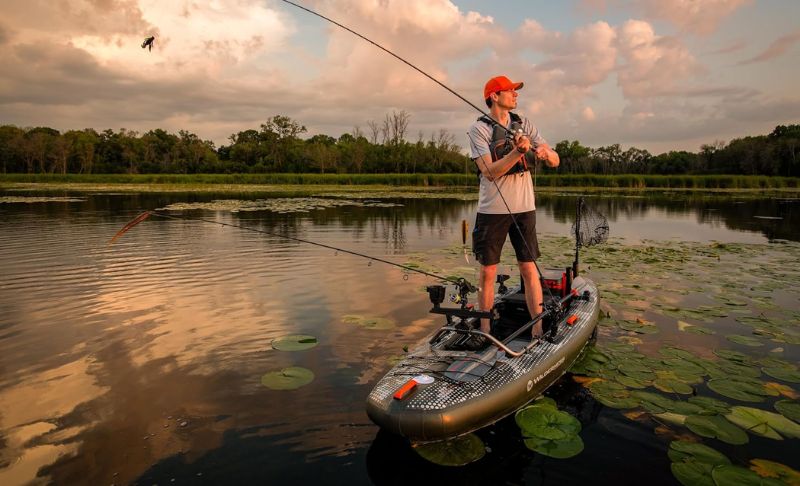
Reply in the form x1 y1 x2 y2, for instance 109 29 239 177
0 0 796 154
616 20 701 98
579 0 751 35
738 30 800 65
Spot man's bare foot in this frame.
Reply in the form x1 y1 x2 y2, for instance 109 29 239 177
532 322 543 339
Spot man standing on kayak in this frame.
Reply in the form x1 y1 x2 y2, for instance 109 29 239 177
467 75 560 341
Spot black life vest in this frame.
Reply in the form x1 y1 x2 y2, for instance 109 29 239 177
475 112 533 178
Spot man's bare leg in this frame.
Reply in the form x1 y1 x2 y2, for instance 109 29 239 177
478 263 497 334
519 261 543 337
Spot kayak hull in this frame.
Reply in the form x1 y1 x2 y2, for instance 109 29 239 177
366 276 600 442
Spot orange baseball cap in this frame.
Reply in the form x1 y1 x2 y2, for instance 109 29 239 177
483 75 524 100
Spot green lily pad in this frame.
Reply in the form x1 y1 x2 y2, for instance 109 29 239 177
414 433 486 466
714 349 751 363
671 461 716 486
654 378 694 395
762 367 800 384
659 347 697 360
726 335 764 347
515 406 581 440
757 357 797 370
667 440 730 466
686 326 716 335
725 406 800 440
260 367 315 390
523 434 584 459
711 464 778 486
685 415 749 445
655 412 688 426
707 379 767 403
532 396 558 409
270 334 319 351
774 400 800 422
688 396 732 415
614 374 649 389
342 314 395 330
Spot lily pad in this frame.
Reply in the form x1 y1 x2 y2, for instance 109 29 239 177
515 406 581 440
414 433 486 466
270 334 319 351
655 412 688 426
749 459 800 485
726 406 800 440
774 400 800 422
685 415 749 445
523 434 584 459
707 379 767 403
342 314 395 330
260 367 315 390
659 347 697 360
671 461 716 486
667 440 730 466
711 464 778 486
726 335 764 347
714 349 751 363
688 396 731 415
654 378 694 395
762 367 800 384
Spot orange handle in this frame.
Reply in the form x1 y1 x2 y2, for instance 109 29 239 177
393 380 417 400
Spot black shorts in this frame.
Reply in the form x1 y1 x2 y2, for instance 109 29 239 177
472 211 540 266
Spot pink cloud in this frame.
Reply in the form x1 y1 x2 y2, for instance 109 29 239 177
738 30 800 65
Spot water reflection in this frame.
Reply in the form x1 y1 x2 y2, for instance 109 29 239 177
0 190 798 484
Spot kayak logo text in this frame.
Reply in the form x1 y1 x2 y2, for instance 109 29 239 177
532 357 565 386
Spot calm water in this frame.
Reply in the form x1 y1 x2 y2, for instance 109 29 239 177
0 190 798 485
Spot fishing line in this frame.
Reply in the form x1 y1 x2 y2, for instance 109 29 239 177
280 0 559 311
111 210 465 286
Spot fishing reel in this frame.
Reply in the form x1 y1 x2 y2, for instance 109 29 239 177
450 278 477 309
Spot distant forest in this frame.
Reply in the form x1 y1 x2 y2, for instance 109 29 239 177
0 112 797 176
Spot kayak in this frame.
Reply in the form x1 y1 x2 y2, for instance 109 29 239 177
365 270 600 442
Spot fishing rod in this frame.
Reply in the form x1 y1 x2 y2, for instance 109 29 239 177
279 0 560 315
110 209 476 294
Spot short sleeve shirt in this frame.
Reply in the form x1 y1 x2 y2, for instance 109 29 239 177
467 114 546 214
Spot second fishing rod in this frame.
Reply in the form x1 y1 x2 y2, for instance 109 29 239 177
279 0 561 312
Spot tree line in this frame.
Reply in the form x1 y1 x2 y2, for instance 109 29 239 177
0 113 797 176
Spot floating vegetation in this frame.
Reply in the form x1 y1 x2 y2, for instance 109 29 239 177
260 367 315 390
726 335 764 347
775 400 800 422
0 196 85 203
413 433 486 466
707 379 769 402
725 406 800 440
515 400 584 458
271 335 319 351
762 367 800 384
160 197 401 213
684 415 749 445
668 440 730 466
341 314 396 330
749 459 800 485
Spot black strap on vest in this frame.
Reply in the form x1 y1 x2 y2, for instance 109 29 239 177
474 112 531 178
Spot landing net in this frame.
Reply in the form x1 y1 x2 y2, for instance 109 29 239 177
572 198 609 248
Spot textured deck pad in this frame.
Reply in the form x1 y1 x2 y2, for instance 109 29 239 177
444 347 503 382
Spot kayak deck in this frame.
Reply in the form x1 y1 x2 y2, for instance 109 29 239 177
366 276 599 442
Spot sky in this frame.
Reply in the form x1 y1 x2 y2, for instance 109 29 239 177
0 0 798 154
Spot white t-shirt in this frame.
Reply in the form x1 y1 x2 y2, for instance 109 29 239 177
467 114 545 214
